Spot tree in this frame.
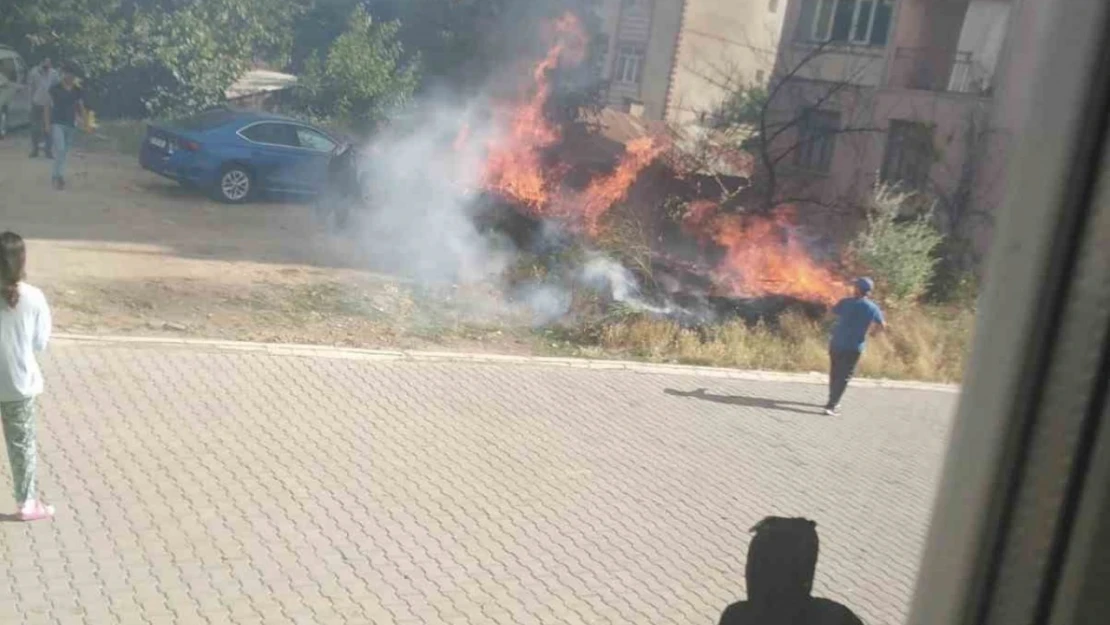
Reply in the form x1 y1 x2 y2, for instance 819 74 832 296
293 6 421 131
0 0 298 117
679 40 888 214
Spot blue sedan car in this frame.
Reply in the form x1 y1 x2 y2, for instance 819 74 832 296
139 108 342 203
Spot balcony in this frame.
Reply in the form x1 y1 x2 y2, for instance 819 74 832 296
888 47 995 97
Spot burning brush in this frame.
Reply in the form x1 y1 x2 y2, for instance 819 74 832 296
457 12 848 325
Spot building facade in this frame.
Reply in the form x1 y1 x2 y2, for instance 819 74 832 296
766 0 1019 258
594 0 787 126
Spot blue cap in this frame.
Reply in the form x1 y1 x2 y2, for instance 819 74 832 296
856 277 874 294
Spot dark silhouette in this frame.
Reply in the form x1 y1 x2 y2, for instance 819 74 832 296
316 142 364 231
719 517 865 625
664 388 821 416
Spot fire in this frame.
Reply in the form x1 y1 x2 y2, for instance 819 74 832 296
472 12 844 306
577 137 667 236
704 205 846 304
478 12 662 233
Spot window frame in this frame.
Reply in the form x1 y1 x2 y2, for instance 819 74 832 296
908 0 1110 621
614 44 645 86
794 108 841 173
295 126 338 153
880 119 934 190
237 121 337 152
808 0 893 47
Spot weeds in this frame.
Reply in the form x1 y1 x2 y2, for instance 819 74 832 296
552 305 972 383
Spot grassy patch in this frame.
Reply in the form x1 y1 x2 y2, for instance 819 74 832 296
543 305 972 383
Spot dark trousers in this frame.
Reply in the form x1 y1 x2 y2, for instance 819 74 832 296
827 349 862 409
30 105 51 156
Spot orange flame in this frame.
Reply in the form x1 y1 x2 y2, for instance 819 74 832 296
706 206 846 303
479 12 661 232
473 13 844 305
577 137 667 236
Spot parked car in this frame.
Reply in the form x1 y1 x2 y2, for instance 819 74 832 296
0 45 32 139
139 108 342 203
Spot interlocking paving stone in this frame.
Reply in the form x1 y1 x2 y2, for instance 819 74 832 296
0 342 957 624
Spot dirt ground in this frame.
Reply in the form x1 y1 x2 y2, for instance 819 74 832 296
0 128 540 354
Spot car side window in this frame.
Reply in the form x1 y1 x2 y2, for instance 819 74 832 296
295 127 336 153
0 58 17 84
240 122 300 148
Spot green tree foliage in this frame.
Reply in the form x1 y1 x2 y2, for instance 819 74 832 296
709 83 769 150
293 7 420 131
850 185 944 304
4 0 605 124
2 0 298 117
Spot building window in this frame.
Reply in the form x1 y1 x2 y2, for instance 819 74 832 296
799 0 894 47
795 108 841 172
769 0 779 12
881 120 934 189
756 69 766 83
615 45 645 85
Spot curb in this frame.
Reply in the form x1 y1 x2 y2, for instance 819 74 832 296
53 333 960 393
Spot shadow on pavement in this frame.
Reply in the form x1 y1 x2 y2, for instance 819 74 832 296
664 388 821 416
718 517 865 625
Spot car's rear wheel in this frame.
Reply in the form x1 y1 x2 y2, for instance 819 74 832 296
216 165 252 203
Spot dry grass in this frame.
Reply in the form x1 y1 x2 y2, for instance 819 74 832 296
561 305 973 383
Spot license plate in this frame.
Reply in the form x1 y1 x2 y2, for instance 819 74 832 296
149 136 167 149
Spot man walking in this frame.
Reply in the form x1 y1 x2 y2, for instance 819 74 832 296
825 277 886 416
27 58 58 158
44 64 85 190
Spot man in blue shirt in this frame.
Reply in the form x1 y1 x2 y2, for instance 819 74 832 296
825 277 886 416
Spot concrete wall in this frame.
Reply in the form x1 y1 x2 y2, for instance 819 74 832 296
665 0 788 126
640 0 685 120
596 0 788 123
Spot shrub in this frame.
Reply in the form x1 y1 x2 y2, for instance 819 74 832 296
850 185 944 304
294 7 421 132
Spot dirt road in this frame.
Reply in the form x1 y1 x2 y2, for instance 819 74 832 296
0 129 535 352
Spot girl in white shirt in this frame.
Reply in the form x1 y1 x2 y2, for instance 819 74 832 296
0 232 54 521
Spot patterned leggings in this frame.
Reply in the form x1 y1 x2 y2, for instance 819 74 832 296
1 399 38 505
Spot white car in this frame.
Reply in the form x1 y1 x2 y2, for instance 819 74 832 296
0 45 32 139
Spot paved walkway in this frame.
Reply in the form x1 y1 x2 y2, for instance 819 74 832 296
0 340 956 625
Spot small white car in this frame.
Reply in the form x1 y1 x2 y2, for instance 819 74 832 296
0 45 31 139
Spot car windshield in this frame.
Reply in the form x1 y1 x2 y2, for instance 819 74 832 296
172 108 238 131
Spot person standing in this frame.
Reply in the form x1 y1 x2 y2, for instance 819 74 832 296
27 57 58 158
0 232 55 522
44 64 85 190
824 277 886 416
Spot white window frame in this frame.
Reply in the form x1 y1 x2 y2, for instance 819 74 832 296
810 0 893 45
614 45 644 85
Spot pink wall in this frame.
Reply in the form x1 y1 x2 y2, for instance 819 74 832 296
767 0 1020 258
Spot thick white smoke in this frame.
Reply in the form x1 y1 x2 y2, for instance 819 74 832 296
341 92 680 326
352 98 514 286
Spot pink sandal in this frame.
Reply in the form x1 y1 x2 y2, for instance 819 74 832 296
18 501 55 522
